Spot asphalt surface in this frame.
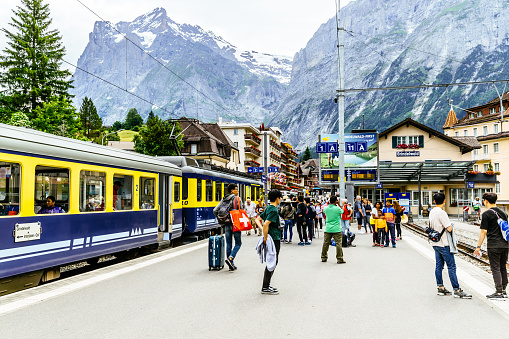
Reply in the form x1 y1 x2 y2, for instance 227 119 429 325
0 228 508 338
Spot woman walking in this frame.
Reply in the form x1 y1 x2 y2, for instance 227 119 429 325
393 200 404 240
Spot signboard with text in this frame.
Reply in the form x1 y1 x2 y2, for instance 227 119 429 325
320 133 378 169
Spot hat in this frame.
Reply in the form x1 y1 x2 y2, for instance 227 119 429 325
284 198 292 203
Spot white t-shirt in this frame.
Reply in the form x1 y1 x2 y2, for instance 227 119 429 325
429 207 451 247
244 202 257 218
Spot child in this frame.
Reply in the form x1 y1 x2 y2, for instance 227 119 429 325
373 201 386 247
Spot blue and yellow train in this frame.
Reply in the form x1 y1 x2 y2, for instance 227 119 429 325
0 123 262 295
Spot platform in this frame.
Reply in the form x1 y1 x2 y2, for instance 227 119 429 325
0 227 508 338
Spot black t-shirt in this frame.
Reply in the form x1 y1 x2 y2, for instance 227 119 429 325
481 207 509 249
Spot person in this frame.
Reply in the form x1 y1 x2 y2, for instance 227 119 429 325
383 200 397 248
474 192 509 299
281 198 295 243
354 195 364 233
321 195 346 264
256 189 283 295
472 196 482 219
429 192 471 299
305 197 316 243
393 200 404 240
340 199 352 234
255 198 266 236
364 199 372 233
373 201 386 247
213 184 243 271
113 181 122 210
38 196 64 214
296 196 309 245
244 198 258 236
315 201 324 230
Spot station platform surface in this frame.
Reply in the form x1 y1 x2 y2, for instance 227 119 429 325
1 227 508 338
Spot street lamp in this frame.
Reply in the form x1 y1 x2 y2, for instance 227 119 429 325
102 129 124 146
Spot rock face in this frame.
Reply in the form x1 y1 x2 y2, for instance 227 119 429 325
71 7 292 125
271 0 509 149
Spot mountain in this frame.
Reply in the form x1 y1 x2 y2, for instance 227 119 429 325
71 8 292 125
270 0 509 149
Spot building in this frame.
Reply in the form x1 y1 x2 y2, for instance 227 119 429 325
443 92 509 209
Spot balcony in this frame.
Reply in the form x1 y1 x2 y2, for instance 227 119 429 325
466 173 498 183
244 133 261 146
270 140 282 152
270 152 281 162
281 163 290 174
244 146 261 157
244 159 260 168
280 143 289 153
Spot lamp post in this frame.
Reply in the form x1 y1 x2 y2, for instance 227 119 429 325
102 129 124 146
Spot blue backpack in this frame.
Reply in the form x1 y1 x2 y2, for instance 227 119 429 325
490 209 509 241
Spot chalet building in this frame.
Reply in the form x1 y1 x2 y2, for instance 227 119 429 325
302 159 320 190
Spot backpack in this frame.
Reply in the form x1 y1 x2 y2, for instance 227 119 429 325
490 209 509 241
215 197 238 224
425 224 446 242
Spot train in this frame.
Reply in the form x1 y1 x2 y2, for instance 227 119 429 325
0 123 262 295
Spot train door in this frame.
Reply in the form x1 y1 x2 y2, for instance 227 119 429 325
159 174 174 240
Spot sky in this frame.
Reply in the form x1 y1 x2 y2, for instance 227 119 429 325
0 0 355 71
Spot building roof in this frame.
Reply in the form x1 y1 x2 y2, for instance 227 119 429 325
302 159 320 177
379 118 474 154
466 91 509 111
202 123 237 150
477 131 509 142
451 136 482 149
443 110 458 129
453 111 508 127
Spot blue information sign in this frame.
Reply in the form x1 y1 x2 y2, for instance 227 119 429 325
261 175 267 183
268 167 279 173
316 142 339 153
345 142 368 153
467 182 475 189
376 183 383 189
248 167 279 173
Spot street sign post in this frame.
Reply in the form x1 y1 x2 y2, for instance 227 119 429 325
316 142 339 153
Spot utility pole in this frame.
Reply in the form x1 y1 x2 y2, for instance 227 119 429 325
336 1 346 199
263 131 268 207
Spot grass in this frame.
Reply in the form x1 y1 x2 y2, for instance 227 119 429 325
118 130 139 142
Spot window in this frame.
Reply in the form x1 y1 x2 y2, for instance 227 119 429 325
490 107 496 114
483 126 488 136
454 131 459 137
234 142 238 148
80 171 106 212
396 136 407 145
140 177 155 209
477 111 482 117
197 178 202 202
234 129 239 135
174 182 180 203
360 189 374 202
250 186 256 201
191 144 197 155
484 164 490 172
408 136 419 144
113 174 133 210
35 166 69 214
215 181 222 201
474 149 478 155
449 188 466 207
0 162 21 216
473 128 478 137
206 179 213 201
483 145 489 154
494 143 499 153
495 163 500 172
474 165 478 172
494 124 499 134
496 183 501 193
463 130 468 136
182 177 188 200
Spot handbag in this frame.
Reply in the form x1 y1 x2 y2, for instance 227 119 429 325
425 225 446 242
231 198 253 232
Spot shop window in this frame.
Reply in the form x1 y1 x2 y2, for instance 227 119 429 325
80 171 106 212
206 179 213 202
215 181 222 201
35 166 69 214
113 175 133 210
140 177 155 209
0 162 21 216
197 178 202 202
174 182 180 203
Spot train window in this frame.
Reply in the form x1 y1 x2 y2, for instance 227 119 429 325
239 184 245 202
250 186 256 201
197 178 202 201
206 179 213 202
34 166 69 214
215 181 222 201
79 171 106 212
182 177 188 200
174 182 180 203
140 177 155 209
113 174 133 211
0 162 21 216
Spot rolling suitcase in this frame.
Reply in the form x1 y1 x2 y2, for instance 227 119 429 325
208 235 225 270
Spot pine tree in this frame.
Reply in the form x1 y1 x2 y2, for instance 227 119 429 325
134 117 183 156
111 121 123 131
79 96 102 139
146 110 155 122
124 108 143 130
0 0 72 117
302 146 312 162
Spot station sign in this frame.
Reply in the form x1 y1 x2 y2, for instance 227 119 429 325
247 167 279 173
346 142 368 153
13 222 41 243
376 183 383 189
261 175 267 183
467 182 475 189
316 142 338 154
396 151 420 157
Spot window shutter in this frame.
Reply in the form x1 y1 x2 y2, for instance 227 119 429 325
392 136 397 148
418 135 424 148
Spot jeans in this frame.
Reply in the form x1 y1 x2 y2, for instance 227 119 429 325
341 219 350 234
262 240 281 288
307 219 314 240
487 248 509 292
377 229 386 246
297 219 307 243
395 223 402 237
224 224 242 259
385 223 396 246
321 232 344 261
433 246 459 290
284 220 294 241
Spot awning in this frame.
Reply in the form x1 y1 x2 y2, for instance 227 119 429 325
379 160 476 183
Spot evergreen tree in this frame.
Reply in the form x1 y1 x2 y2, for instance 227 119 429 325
111 121 123 131
302 146 312 162
8 111 31 127
0 94 16 123
0 0 72 116
146 110 155 122
134 117 183 156
79 96 102 139
31 96 82 138
124 108 143 130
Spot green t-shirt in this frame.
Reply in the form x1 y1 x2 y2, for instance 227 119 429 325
324 204 344 233
260 204 281 241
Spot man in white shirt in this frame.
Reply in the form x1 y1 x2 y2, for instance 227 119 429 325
429 192 471 299
245 198 258 235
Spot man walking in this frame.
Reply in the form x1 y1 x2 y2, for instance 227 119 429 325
321 196 346 264
429 192 471 298
474 192 509 299
296 196 309 245
355 196 364 233
244 198 258 236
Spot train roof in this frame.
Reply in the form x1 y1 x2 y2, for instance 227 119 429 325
0 123 181 175
159 156 262 185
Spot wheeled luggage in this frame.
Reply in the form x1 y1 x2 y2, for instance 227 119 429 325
208 235 225 270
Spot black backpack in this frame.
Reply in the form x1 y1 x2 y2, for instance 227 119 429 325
215 197 238 224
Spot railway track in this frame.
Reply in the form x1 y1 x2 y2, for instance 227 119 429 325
403 223 491 266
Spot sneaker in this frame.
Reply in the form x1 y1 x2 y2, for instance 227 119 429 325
284 240 289 244
261 287 279 295
437 287 452 296
350 244 356 247
392 245 396 248
269 286 278 293
454 289 472 299
298 242 305 246
337 260 346 264
305 242 311 245
288 240 292 244
504 291 508 298
225 257 234 271
321 259 327 262
486 292 505 300
384 245 388 247
247 232 251 236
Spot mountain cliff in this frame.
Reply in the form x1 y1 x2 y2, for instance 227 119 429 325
71 8 292 125
271 0 509 148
